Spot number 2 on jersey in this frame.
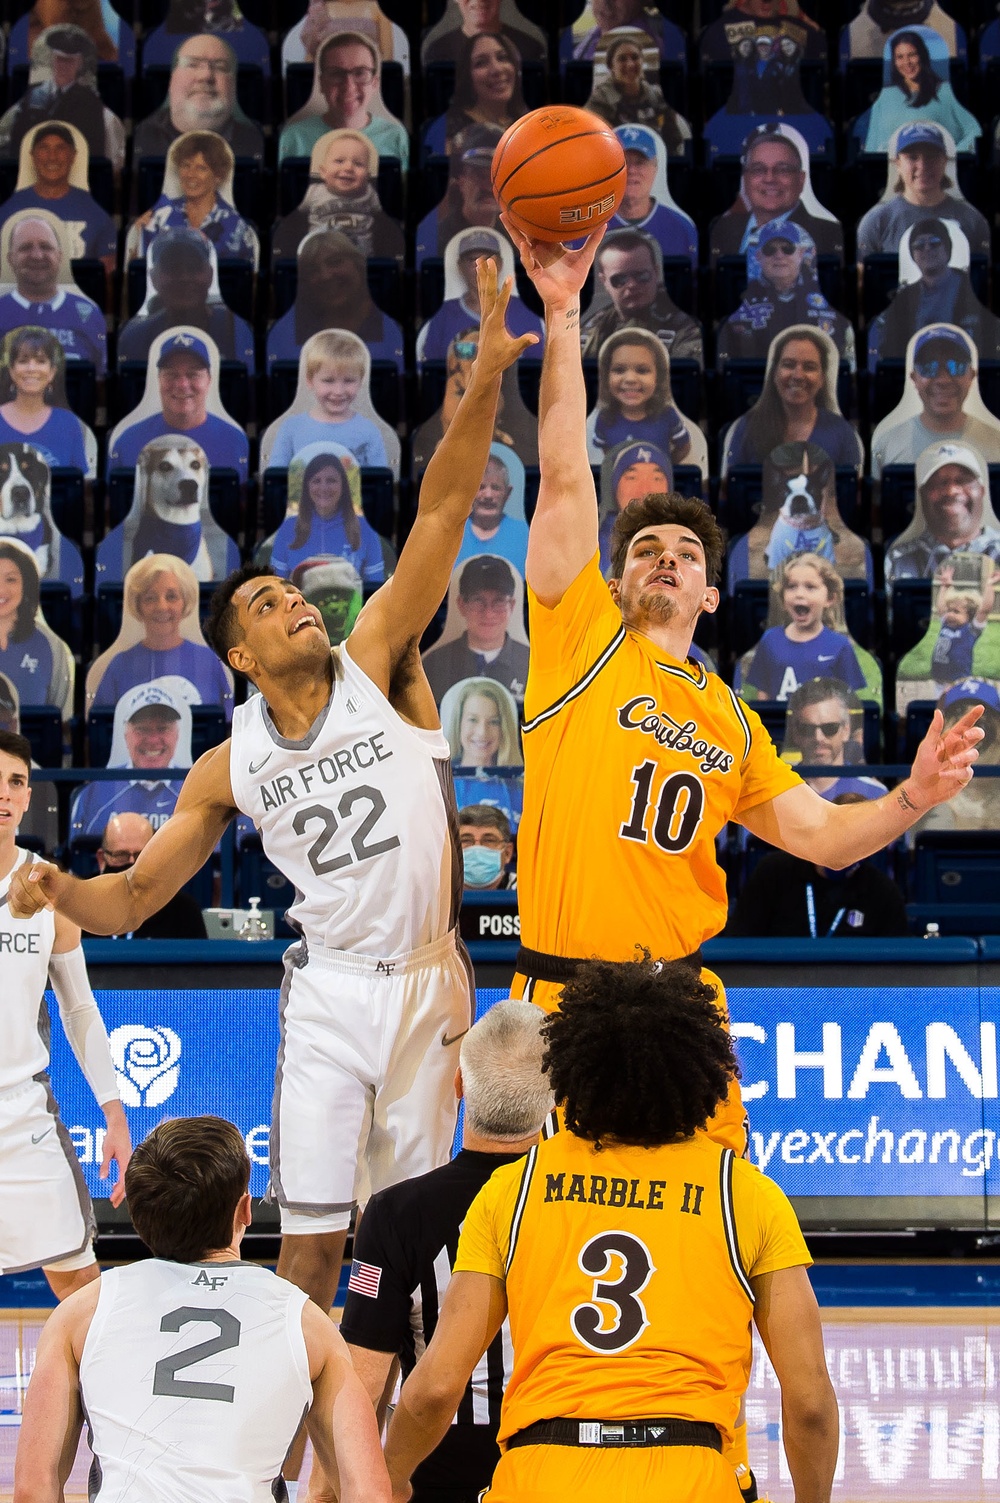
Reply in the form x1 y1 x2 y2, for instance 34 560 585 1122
571 1231 655 1354
292 786 401 877
620 762 705 853
152 1308 242 1403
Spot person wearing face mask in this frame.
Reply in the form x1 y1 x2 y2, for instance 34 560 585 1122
727 792 909 937
85 811 207 938
459 803 516 890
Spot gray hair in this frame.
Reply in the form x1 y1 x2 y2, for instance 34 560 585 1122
460 1001 552 1141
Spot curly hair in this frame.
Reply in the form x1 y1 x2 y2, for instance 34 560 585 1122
542 954 739 1149
0 326 66 407
772 551 845 631
609 492 725 585
169 129 233 183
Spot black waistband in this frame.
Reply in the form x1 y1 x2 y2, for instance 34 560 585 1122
516 946 705 986
506 1418 722 1451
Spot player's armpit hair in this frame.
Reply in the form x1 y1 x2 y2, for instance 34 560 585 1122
460 1000 553 1140
542 954 738 1149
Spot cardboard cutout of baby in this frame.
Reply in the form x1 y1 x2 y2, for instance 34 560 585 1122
885 438 1000 587
709 121 842 264
412 323 539 470
870 324 1000 478
0 208 107 373
867 220 1000 372
727 441 873 588
422 553 530 708
586 326 707 476
857 25 980 156
105 327 249 482
279 30 409 166
259 328 400 477
126 130 260 269
703 20 833 161
422 0 545 66
417 224 544 364
586 29 692 158
69 678 193 838
0 121 117 270
283 0 409 74
257 439 388 584
97 433 240 584
439 675 523 770
0 536 73 721
736 551 882 705
895 551 1000 710
856 121 990 261
0 24 126 170
0 441 84 594
118 227 255 373
86 552 234 717
0 325 97 475
272 127 404 261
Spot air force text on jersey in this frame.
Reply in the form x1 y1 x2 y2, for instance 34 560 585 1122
254 731 393 812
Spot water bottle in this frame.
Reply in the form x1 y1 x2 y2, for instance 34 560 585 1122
923 921 940 939
238 896 269 941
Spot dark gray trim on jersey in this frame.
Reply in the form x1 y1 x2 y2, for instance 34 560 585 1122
521 626 626 734
720 1148 754 1303
267 939 355 1214
723 685 753 765
505 1144 538 1276
3 1073 96 1276
258 679 336 752
82 1394 103 1502
272 1400 309 1501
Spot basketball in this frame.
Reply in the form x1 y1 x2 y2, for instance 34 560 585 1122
491 106 627 244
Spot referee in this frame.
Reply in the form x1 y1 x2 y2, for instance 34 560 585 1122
338 1000 552 1503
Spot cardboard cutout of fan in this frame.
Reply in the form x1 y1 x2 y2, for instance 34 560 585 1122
491 105 626 243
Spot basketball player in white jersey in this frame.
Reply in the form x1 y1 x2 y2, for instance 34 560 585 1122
14 1115 390 1503
8 259 536 1346
0 730 131 1298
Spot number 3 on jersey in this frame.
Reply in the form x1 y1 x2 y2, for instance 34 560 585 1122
620 762 705 853
571 1231 655 1353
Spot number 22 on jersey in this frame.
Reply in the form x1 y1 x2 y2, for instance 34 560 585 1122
620 763 705 854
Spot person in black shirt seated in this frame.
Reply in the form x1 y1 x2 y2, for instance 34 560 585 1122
726 792 909 939
339 999 551 1503
89 812 207 938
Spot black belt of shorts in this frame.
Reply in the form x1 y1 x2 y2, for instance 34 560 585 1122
506 1417 722 1451
516 945 704 986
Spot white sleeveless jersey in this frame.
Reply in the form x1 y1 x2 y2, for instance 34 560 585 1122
0 848 57 1093
79 1259 312 1503
229 645 462 958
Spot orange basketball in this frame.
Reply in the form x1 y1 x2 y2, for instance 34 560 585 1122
491 106 627 244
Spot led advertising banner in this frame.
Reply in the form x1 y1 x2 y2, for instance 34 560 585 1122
43 984 1000 1215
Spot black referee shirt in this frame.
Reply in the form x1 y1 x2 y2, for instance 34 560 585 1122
340 1150 523 1498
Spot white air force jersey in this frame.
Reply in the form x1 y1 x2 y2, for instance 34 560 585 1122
230 644 462 957
79 1260 312 1503
0 848 57 1093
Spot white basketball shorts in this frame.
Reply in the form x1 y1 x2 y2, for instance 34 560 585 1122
0 1076 96 1275
270 929 473 1234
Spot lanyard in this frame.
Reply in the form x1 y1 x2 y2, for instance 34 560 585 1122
805 885 846 939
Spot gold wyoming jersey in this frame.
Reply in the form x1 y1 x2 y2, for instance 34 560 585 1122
455 1122 811 1448
518 556 802 961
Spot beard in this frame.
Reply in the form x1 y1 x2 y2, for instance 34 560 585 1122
173 95 230 132
635 587 678 623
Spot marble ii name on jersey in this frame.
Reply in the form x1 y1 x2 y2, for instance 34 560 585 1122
256 732 393 813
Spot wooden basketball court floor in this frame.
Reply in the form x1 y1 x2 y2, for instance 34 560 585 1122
1 1267 999 1502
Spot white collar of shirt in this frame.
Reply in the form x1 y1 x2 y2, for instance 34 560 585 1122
11 288 66 311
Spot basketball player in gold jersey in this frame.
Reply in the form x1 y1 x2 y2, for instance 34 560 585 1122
382 955 840 1503
498 218 983 1498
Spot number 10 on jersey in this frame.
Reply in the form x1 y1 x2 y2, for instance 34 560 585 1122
620 762 705 854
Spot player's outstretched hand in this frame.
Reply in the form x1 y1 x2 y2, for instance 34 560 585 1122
501 214 605 311
100 1101 132 1209
472 254 539 382
7 852 62 919
905 706 984 810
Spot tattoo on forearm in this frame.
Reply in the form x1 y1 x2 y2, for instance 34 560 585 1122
562 304 579 330
897 786 918 813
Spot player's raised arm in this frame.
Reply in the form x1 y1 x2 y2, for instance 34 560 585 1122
504 219 605 607
351 256 536 683
8 742 237 934
741 706 984 866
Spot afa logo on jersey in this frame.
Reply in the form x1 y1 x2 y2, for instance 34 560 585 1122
109 1023 182 1108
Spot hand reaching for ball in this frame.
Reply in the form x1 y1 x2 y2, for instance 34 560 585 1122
501 215 606 312
471 254 539 383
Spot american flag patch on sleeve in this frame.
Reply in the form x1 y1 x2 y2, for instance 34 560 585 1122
347 1259 382 1298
